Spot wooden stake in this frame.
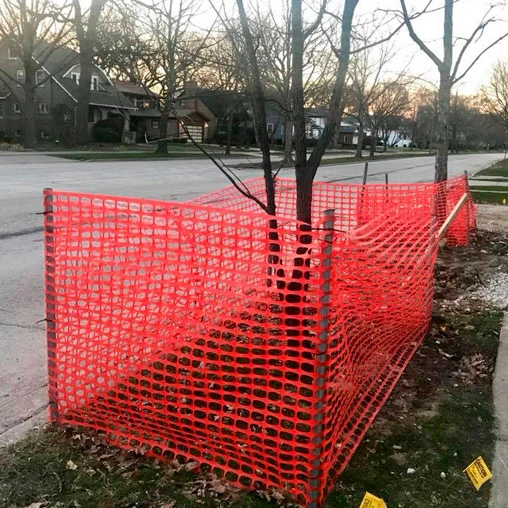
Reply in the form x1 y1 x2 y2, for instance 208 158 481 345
438 193 469 242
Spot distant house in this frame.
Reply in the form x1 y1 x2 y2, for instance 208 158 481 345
113 80 161 142
0 42 135 143
172 84 216 143
263 106 359 146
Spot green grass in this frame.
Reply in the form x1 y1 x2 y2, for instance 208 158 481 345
469 185 508 191
55 151 208 161
472 190 508 204
476 158 508 177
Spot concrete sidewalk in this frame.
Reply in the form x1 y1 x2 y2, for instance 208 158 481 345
490 313 508 507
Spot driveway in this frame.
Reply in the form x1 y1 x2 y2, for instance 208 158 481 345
0 151 502 443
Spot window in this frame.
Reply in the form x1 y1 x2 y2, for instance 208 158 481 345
39 103 49 114
36 70 45 87
90 76 99 91
344 135 349 143
14 103 21 113
267 123 274 136
14 129 22 137
152 119 160 129
8 47 18 60
88 108 95 122
71 72 80 84
40 130 49 139
16 70 24 86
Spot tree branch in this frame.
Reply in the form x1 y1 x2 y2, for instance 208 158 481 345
399 0 443 70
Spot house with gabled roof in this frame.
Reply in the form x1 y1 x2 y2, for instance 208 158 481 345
0 42 136 143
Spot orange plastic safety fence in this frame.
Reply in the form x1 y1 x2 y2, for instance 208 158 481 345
43 175 475 507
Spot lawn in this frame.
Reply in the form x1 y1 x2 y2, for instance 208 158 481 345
1 229 505 508
475 158 508 177
55 151 208 161
471 191 508 204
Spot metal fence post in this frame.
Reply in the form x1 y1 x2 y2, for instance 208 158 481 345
43 188 59 422
309 209 335 508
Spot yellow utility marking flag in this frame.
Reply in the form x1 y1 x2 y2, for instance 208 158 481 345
359 492 387 508
464 456 492 490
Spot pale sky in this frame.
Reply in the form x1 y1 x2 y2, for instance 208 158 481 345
356 0 508 94
90 0 508 94
192 0 508 94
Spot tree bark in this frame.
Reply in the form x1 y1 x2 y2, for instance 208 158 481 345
291 0 309 222
369 131 377 157
435 71 451 182
225 104 234 155
75 0 106 146
283 115 294 162
22 62 37 149
355 120 364 158
156 109 169 153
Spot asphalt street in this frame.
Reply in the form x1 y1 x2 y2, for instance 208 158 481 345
0 151 502 442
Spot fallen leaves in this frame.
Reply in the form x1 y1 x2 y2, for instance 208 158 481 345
66 460 78 471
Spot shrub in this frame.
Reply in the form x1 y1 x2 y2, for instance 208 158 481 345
92 117 124 143
93 127 121 143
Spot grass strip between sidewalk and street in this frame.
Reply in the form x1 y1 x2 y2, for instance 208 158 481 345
0 229 506 508
476 158 508 177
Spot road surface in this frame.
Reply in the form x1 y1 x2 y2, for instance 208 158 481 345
0 152 501 443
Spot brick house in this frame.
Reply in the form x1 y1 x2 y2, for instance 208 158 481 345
0 42 136 143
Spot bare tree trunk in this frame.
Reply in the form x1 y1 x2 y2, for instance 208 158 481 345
291 0 309 222
369 131 377 157
283 115 293 162
156 108 169 153
355 120 364 158
23 66 37 149
225 105 234 156
75 0 106 145
435 71 451 182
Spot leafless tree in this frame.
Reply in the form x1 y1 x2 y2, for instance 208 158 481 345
0 0 74 148
398 0 508 181
94 4 152 83
208 0 359 224
73 0 108 145
346 37 397 158
405 85 436 150
481 60 508 155
250 1 336 160
127 0 213 154
366 80 410 155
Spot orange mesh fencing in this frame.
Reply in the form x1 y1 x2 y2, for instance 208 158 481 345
44 175 475 507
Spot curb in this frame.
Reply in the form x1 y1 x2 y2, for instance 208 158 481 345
489 313 508 507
